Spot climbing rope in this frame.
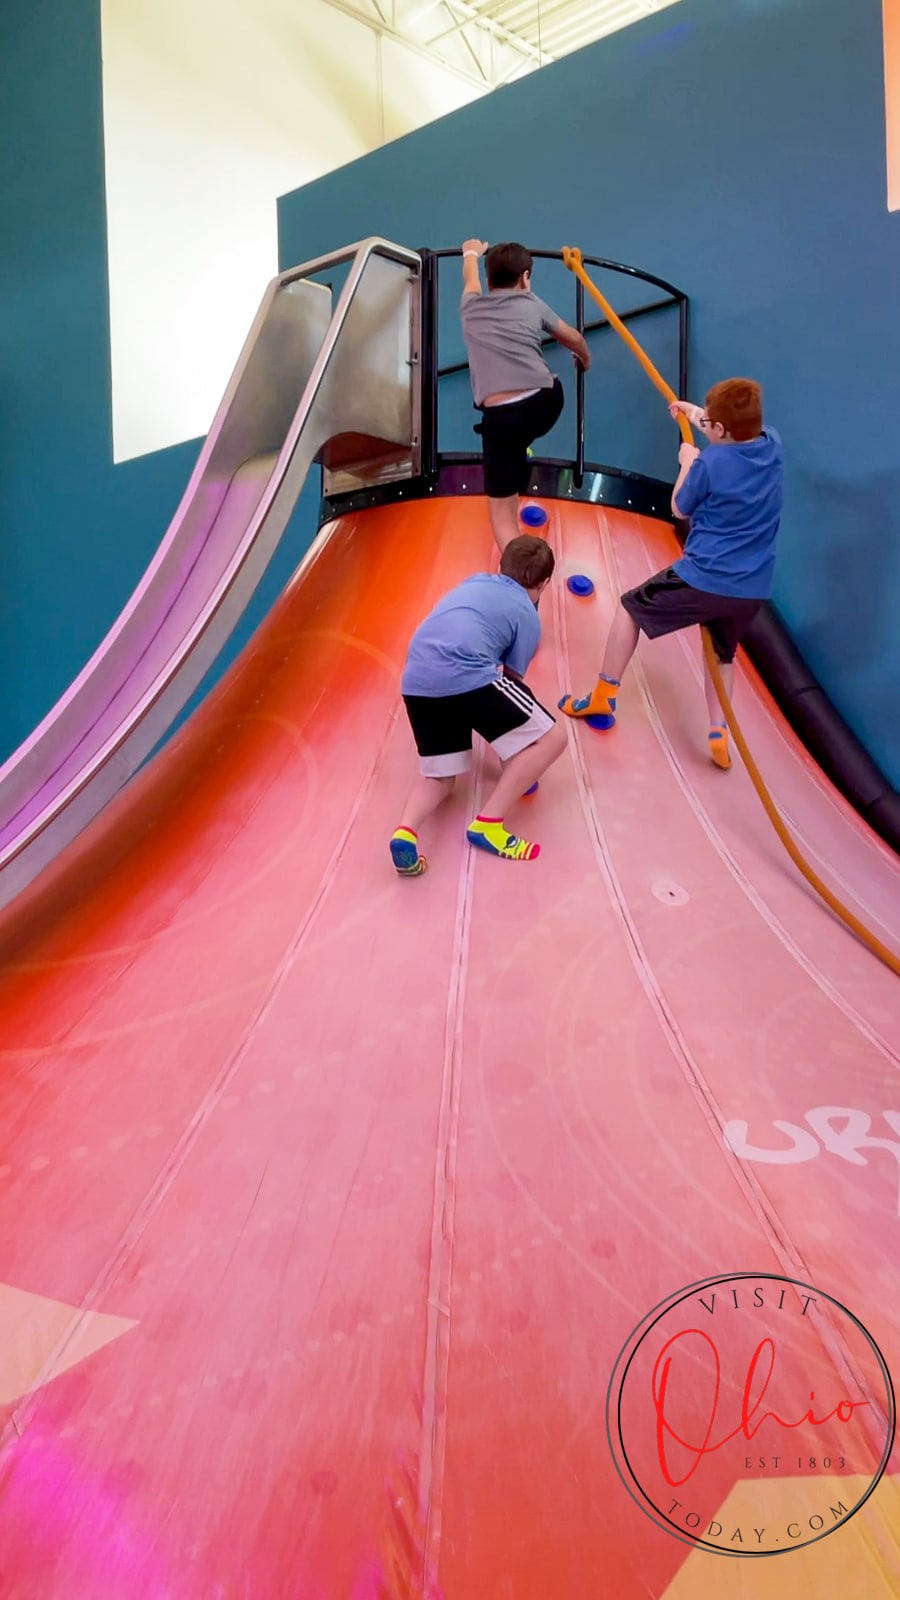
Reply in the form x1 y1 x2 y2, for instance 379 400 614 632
562 246 900 976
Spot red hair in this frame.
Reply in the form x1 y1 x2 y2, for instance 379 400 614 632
705 378 763 442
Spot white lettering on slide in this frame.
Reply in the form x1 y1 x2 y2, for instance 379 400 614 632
724 1107 900 1215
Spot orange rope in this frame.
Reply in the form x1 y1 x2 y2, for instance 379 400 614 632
701 631 900 976
562 246 693 442
563 245 900 976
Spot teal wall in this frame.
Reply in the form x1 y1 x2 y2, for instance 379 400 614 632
1 0 898 787
280 0 900 788
0 0 317 765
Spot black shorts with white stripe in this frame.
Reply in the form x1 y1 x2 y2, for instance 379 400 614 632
402 676 556 778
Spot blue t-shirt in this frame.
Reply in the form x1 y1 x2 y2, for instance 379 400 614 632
401 573 541 697
673 428 784 599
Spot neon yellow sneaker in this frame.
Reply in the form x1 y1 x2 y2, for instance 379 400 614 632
466 818 539 861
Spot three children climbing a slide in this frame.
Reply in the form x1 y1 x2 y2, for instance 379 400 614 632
389 241 784 877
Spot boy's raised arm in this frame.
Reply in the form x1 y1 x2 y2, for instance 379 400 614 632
553 319 591 370
669 399 705 427
461 238 487 297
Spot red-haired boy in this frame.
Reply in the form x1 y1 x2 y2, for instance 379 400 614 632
560 378 783 769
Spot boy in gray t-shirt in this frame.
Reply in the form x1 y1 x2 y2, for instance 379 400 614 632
460 238 590 552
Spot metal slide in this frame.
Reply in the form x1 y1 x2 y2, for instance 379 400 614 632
0 494 897 1598
0 238 422 910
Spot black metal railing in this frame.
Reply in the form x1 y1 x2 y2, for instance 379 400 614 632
420 246 690 486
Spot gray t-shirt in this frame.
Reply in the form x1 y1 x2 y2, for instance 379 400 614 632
460 289 560 406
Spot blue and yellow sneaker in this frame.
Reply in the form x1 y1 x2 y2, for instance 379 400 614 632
390 827 428 876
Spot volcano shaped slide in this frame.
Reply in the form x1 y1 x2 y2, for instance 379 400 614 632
0 496 898 1598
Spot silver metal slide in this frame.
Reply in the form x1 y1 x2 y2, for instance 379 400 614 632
0 238 422 910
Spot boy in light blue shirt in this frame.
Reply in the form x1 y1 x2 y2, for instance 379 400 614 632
390 536 567 875
560 378 783 770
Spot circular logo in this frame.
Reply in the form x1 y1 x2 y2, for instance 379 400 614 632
607 1273 895 1557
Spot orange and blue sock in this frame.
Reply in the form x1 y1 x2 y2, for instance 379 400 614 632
558 673 619 727
708 724 731 771
390 826 428 876
466 815 539 861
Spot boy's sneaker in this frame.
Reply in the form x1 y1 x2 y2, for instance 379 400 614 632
708 725 732 770
466 818 539 861
390 827 428 876
558 675 619 721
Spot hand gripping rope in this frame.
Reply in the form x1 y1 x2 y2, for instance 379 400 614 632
561 246 900 976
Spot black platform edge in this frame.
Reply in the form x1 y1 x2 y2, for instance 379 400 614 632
318 461 900 856
319 456 674 523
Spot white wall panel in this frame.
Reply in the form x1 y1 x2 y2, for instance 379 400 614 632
101 0 481 461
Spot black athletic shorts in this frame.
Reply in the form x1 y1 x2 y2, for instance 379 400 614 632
620 566 762 664
403 677 556 777
475 378 565 499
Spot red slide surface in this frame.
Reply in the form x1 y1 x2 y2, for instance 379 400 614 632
0 498 897 1598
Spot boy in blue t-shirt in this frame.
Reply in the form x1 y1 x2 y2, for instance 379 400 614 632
560 378 783 770
390 535 567 876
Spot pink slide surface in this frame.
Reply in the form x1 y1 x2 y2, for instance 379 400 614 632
0 496 897 1598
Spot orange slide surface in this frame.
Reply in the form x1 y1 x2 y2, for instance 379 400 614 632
0 498 897 1597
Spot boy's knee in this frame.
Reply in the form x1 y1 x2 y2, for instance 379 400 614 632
545 719 568 758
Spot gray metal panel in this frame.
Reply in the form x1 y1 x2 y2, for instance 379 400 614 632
0 239 422 910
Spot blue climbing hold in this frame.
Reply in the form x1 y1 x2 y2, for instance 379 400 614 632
585 713 616 731
567 574 595 598
520 503 548 528
522 781 539 797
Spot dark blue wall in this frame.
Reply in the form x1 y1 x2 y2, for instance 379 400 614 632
1 0 898 788
281 0 900 788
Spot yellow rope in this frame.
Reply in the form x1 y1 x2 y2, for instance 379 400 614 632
563 245 900 976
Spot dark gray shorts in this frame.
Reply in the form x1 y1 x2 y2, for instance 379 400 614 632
620 567 761 663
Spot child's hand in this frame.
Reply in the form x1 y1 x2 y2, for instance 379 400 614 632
462 239 488 257
670 399 703 426
679 442 700 467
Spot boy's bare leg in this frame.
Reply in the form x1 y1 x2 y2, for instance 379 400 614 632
478 720 567 821
488 495 520 553
559 602 639 721
601 604 640 683
390 774 456 875
704 657 733 724
399 774 456 832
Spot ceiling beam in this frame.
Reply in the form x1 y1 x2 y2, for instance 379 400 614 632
314 0 500 88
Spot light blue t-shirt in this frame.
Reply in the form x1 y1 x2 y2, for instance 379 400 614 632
401 573 541 697
673 428 784 599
